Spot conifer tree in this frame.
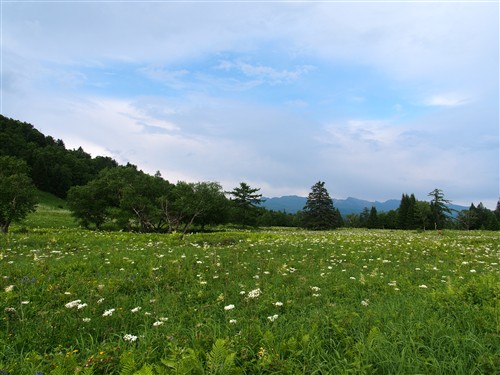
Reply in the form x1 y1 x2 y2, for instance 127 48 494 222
227 182 263 227
301 181 341 230
428 188 452 230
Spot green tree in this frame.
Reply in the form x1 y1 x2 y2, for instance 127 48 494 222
428 188 453 230
166 181 228 234
67 182 109 229
414 200 431 230
398 193 417 229
359 207 370 228
0 156 37 233
367 206 380 229
457 207 478 231
227 182 264 227
378 209 398 229
68 166 173 231
301 181 341 230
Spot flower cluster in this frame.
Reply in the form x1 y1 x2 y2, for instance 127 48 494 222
267 314 279 322
123 334 138 342
102 308 115 317
65 299 87 309
247 288 261 299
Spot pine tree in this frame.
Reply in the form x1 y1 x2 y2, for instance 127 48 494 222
428 188 452 230
398 194 410 229
227 182 263 227
301 181 341 230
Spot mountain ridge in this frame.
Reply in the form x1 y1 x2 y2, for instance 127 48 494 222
261 195 467 216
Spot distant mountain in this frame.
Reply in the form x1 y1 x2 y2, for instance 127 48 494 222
261 195 467 216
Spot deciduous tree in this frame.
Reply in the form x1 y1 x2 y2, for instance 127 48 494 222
0 156 37 234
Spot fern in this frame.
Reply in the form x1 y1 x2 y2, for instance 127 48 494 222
79 366 95 375
160 344 203 374
206 339 241 375
49 367 66 375
133 364 154 375
119 351 137 375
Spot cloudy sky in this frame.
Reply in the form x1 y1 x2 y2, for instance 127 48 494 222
2 1 498 208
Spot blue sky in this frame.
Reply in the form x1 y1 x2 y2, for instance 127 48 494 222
2 1 498 208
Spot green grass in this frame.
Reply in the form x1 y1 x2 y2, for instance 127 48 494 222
1 226 498 374
2 200 499 373
18 190 79 230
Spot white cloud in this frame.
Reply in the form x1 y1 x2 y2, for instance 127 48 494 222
423 93 471 107
2 1 497 207
216 60 314 84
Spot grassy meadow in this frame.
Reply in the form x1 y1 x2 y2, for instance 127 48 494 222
0 200 498 374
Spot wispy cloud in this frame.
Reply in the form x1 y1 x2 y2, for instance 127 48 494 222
423 93 471 107
138 66 190 89
216 60 314 85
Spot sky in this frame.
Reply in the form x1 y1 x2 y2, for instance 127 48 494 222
2 0 499 208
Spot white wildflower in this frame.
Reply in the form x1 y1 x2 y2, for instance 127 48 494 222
21 301 30 305
470 269 476 273
419 285 428 289
103 308 115 317
77 303 87 309
153 321 164 327
361 300 369 306
247 288 261 299
274 301 284 307
224 304 235 311
310 286 321 292
65 300 82 309
4 285 14 293
131 306 142 313
123 334 138 342
82 318 91 322
229 319 237 324
97 298 105 304
267 314 279 322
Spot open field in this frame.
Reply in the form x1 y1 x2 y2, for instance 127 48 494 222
1 225 498 374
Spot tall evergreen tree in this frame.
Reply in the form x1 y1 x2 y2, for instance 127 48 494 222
367 206 380 229
428 188 452 230
398 194 410 229
301 181 341 230
227 182 263 227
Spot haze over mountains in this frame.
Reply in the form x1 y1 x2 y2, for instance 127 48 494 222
261 196 468 216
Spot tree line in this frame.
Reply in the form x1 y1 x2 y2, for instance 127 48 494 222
1 115 499 233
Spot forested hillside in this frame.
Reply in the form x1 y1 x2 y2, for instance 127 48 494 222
0 115 118 197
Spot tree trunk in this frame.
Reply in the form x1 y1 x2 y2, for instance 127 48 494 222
1 221 10 234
